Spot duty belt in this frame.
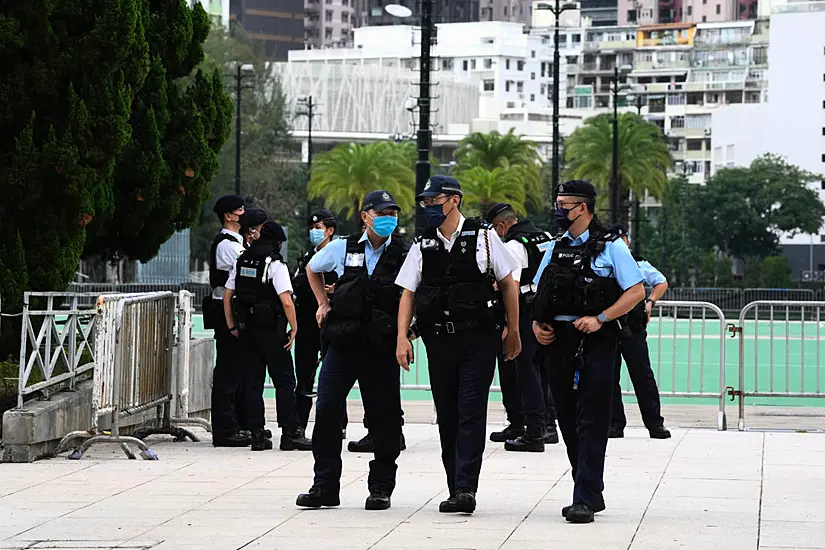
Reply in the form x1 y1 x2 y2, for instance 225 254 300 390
431 319 478 335
520 283 537 294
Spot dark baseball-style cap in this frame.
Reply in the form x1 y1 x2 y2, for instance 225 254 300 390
416 175 463 201
555 180 597 200
240 208 268 228
259 220 287 242
485 202 513 223
362 190 400 212
612 224 628 237
213 194 244 214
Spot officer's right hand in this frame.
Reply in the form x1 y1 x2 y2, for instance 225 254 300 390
229 327 239 338
315 302 331 327
532 321 556 346
396 337 414 371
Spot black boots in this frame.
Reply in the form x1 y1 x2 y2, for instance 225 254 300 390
347 433 407 453
250 430 273 451
213 430 252 447
489 424 524 443
296 486 340 508
439 489 477 514
544 423 559 444
280 431 312 451
504 426 545 453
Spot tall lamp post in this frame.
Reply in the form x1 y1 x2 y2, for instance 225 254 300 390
626 92 644 255
536 1 578 191
296 96 318 246
386 2 433 236
610 63 632 224
227 63 255 196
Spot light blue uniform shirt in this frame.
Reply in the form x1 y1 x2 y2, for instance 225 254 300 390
638 260 666 287
307 232 391 277
532 229 644 321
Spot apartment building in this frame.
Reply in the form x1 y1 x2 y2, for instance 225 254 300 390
480 0 533 23
230 0 304 60
305 0 355 47
352 0 481 28
616 0 756 25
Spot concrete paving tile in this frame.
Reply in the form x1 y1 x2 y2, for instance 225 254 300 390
759 520 825 548
8 517 164 542
249 526 386 549
654 477 762 500
760 505 825 523
371 525 513 550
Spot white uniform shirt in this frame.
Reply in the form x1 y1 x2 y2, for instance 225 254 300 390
226 260 293 295
395 214 518 292
504 239 528 284
212 229 246 299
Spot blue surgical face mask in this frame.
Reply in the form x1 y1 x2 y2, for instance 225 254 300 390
309 228 326 246
370 215 398 237
424 204 447 228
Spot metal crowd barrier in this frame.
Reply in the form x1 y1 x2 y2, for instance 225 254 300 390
170 290 212 434
55 292 200 460
627 300 728 431
728 300 825 431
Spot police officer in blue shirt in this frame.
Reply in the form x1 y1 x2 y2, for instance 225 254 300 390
531 180 645 524
608 224 671 440
296 190 407 511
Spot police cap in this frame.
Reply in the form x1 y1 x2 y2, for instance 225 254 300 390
308 208 335 226
612 223 628 237
212 194 244 214
362 190 400 212
240 207 268 228
259 220 287 242
556 180 597 200
485 202 513 223
416 175 463 201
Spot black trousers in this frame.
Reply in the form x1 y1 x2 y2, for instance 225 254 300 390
545 322 619 512
425 329 498 496
498 303 556 429
239 327 300 434
611 329 664 431
312 341 402 494
211 316 244 437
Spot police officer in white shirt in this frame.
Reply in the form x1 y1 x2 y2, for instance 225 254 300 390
395 176 522 514
223 221 312 452
206 194 249 447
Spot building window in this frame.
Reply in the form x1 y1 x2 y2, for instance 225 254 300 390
687 5 693 15
463 60 469 70
483 80 495 91
517 60 525 71
532 50 536 58
671 116 685 128
702 15 707 22
530 93 536 101
822 154 825 163
687 139 703 151
325 27 333 39
627 9 637 22
441 58 454 70
517 81 524 92
506 59 511 70
531 72 536 80
484 58 493 69
325 10 333 22
716 4 721 14
506 81 512 92
471 59 476 69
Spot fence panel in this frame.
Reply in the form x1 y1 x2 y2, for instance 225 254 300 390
730 300 825 431
624 300 728 430
171 290 212 433
743 288 816 304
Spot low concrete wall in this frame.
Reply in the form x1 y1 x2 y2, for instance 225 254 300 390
2 338 214 463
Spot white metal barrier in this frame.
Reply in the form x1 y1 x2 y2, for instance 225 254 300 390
728 300 825 431
170 290 212 433
55 292 200 460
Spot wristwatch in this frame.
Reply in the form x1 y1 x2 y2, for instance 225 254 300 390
645 298 656 305
597 313 608 323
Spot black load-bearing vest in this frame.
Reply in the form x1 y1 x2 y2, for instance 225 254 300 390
415 218 499 333
506 219 553 293
209 232 242 290
293 248 340 313
233 246 287 331
324 235 407 344
626 254 650 333
532 224 623 322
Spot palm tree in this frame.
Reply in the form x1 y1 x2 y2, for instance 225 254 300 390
458 166 527 218
309 142 415 225
454 129 543 212
563 113 673 214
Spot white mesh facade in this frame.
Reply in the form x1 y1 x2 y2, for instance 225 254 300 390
270 62 480 135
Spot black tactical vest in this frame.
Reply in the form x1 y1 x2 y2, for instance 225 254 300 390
415 218 498 333
293 248 340 314
324 235 407 344
626 254 650 333
507 219 553 291
532 224 623 322
233 246 287 331
209 232 242 290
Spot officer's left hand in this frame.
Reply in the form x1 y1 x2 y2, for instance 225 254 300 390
645 301 653 323
503 329 521 361
325 284 335 295
574 316 603 334
284 329 296 351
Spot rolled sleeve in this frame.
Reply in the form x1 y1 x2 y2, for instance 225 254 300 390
607 239 644 290
225 264 237 291
307 238 346 275
270 262 294 295
639 260 667 287
395 242 423 292
531 241 556 286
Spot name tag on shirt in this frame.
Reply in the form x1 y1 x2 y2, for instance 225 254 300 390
537 242 551 253
460 230 475 237
345 252 365 267
239 267 257 278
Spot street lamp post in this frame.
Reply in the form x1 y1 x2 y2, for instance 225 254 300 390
610 63 632 224
296 96 318 246
537 1 578 191
627 93 644 255
228 63 255 196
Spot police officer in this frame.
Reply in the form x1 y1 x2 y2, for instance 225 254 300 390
296 190 407 511
223 220 312 452
531 180 645 524
609 224 671 440
205 194 250 447
485 203 559 451
395 176 521 515
292 209 344 439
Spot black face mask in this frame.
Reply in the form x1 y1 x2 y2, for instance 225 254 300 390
553 206 582 230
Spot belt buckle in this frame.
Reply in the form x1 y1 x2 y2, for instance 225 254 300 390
445 321 455 334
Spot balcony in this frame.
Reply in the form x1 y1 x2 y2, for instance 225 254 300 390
600 40 636 50
669 127 709 138
634 60 689 71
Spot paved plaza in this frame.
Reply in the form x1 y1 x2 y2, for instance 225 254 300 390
1 403 824 550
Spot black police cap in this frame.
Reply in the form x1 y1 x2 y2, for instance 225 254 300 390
259 220 287 242
416 175 463 201
362 190 400 212
612 224 628 237
556 180 597 200
485 202 513 223
240 207 268 228
213 194 244 214
308 208 335 226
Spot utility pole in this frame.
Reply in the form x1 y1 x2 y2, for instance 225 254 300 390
297 96 318 247
415 0 434 236
228 63 255 197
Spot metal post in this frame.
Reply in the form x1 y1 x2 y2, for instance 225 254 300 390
234 64 242 197
633 196 641 256
415 0 433 236
611 64 620 224
552 0 562 191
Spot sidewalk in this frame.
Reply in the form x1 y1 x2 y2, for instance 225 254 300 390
1 420 824 550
